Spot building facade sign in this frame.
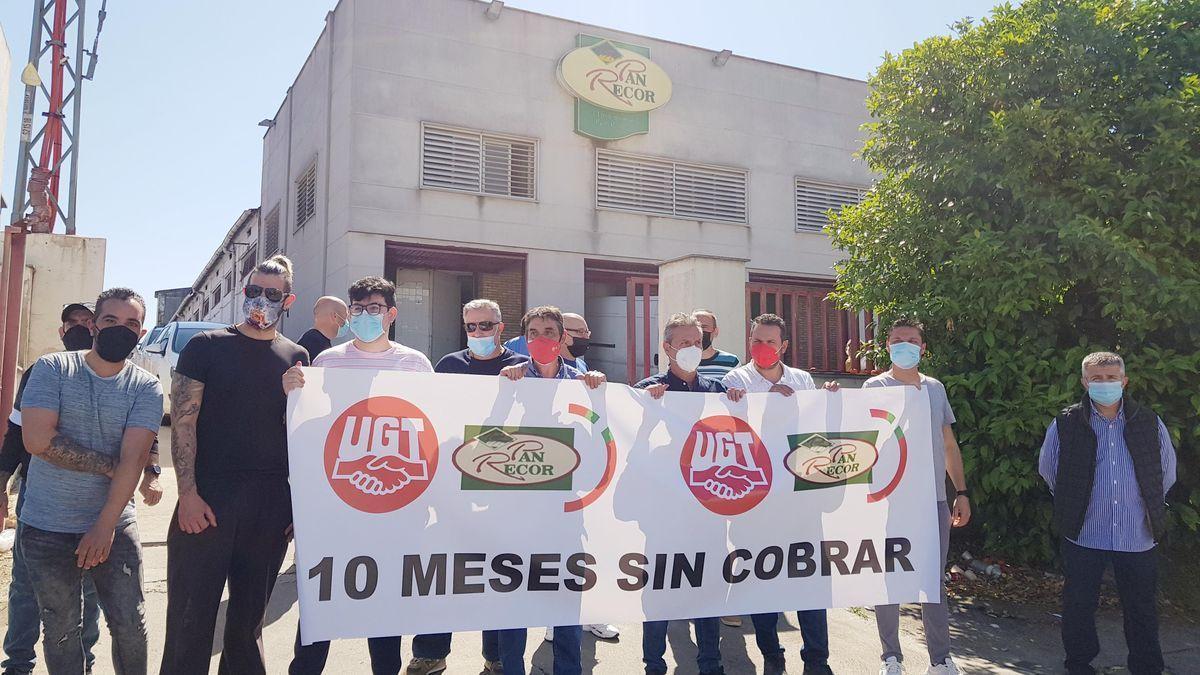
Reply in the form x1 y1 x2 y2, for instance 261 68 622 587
558 35 672 140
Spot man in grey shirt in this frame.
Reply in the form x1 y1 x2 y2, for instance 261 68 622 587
18 288 162 675
857 318 970 675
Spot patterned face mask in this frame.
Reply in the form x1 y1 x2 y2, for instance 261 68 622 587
244 295 285 330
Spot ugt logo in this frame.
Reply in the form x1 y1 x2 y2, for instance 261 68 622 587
324 397 439 513
679 416 772 516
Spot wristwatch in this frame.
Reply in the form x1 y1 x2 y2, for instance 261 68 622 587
955 488 970 498
144 465 162 476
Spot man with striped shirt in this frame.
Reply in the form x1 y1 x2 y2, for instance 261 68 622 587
283 276 431 675
694 309 741 382
1038 351 1176 675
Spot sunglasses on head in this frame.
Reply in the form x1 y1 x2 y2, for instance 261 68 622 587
464 321 498 332
244 285 285 302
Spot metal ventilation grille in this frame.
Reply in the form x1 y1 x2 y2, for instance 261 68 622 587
295 160 318 230
422 123 536 200
263 206 280 255
795 177 865 231
596 150 747 224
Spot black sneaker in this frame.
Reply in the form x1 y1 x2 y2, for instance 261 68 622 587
764 654 788 675
802 664 834 675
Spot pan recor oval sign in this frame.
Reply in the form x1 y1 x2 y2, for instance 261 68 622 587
453 427 581 489
558 40 673 113
785 435 879 486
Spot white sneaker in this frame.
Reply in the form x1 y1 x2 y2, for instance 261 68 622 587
924 659 959 675
584 623 620 639
879 657 906 675
543 627 554 642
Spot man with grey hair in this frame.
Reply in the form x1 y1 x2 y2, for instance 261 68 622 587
406 299 531 674
634 311 727 675
1038 351 1176 675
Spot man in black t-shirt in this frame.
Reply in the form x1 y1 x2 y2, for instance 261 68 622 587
408 299 528 675
296 295 348 360
160 255 309 675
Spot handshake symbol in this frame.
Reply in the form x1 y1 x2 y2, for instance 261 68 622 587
332 454 429 496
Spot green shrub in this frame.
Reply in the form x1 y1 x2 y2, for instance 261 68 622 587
829 0 1200 563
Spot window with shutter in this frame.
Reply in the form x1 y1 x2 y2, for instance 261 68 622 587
225 272 235 298
241 244 258 279
295 160 318 230
421 123 537 200
264 206 280 255
794 178 866 231
596 150 747 224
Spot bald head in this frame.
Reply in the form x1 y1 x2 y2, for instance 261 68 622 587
560 312 591 358
313 296 349 338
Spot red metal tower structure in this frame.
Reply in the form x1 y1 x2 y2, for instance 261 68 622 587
0 0 106 426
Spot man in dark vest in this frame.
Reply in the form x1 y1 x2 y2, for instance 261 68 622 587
1038 351 1177 675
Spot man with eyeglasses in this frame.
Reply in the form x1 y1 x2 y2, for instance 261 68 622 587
161 255 309 675
283 276 432 675
403 299 528 675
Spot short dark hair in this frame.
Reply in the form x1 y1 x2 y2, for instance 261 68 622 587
348 276 396 308
890 317 926 342
751 313 788 341
521 305 564 335
94 287 146 322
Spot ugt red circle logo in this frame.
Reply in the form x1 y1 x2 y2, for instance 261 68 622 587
324 397 439 513
680 415 772 516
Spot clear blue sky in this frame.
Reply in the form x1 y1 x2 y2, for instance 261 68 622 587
0 0 1007 322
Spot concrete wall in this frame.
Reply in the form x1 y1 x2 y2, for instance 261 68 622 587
657 255 748 366
249 0 872 345
20 234 105 367
340 0 869 283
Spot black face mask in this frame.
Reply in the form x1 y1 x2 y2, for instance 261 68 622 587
95 325 139 363
61 324 93 351
567 337 591 359
701 332 714 350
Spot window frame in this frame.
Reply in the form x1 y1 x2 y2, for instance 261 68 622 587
419 122 539 202
595 148 749 225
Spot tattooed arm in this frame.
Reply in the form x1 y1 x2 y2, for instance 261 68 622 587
21 407 117 476
171 372 217 533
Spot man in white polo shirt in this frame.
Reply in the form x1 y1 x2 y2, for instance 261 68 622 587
723 313 832 675
283 275 432 675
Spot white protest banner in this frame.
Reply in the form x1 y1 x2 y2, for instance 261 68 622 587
286 369 939 644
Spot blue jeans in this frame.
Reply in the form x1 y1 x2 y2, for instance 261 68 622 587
497 626 581 675
642 617 722 674
750 610 830 665
411 631 500 662
3 490 101 674
289 629 401 675
20 521 147 675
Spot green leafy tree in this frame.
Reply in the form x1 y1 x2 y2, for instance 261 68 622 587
829 0 1200 562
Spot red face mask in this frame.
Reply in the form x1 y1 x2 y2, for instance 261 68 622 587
751 343 781 368
528 336 561 365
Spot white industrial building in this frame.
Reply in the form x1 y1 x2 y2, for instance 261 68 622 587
175 0 875 383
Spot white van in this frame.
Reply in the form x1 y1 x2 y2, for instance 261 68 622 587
134 320 225 420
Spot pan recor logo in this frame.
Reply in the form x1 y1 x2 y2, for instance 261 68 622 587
453 426 580 491
784 431 880 491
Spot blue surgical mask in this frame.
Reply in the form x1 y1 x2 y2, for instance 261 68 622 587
1088 381 1124 406
467 335 498 358
888 342 922 370
335 320 350 339
349 313 385 343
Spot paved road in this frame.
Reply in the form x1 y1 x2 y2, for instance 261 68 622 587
2 434 1196 673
